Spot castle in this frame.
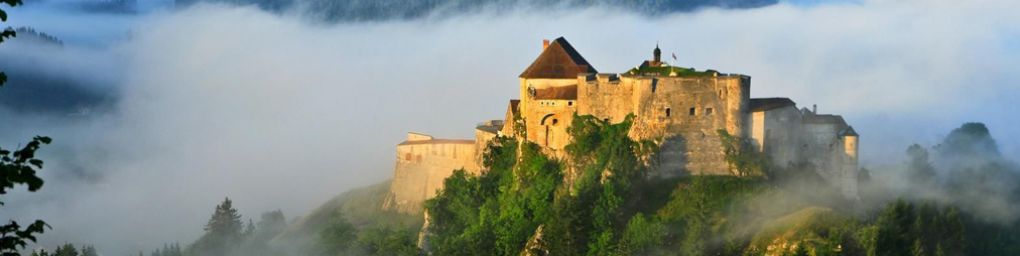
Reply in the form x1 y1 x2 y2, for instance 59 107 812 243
382 38 859 213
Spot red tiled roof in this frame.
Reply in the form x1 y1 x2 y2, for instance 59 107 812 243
519 37 597 79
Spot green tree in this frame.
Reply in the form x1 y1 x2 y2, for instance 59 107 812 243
1 1 53 255
718 129 769 176
78 245 96 256
905 144 936 186
615 213 665 255
191 198 244 255
52 244 77 256
875 200 915 256
253 210 286 243
790 242 809 256
0 135 51 255
318 210 356 255
356 226 418 256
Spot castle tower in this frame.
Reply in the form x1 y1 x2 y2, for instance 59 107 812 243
839 126 860 199
516 37 597 149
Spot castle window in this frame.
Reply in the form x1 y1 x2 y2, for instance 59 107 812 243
689 107 696 116
706 108 714 115
665 107 671 117
568 101 573 106
552 119 559 125
405 153 411 161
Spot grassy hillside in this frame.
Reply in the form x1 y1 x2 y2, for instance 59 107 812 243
271 180 422 254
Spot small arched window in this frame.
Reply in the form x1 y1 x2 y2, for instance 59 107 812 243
665 108 672 117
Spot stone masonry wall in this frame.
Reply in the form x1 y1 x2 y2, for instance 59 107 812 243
384 137 480 213
577 74 750 176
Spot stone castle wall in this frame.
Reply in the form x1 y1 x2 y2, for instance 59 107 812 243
383 134 481 213
576 74 750 176
385 39 861 215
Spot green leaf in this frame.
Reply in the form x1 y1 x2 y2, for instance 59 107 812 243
28 159 42 168
0 9 6 22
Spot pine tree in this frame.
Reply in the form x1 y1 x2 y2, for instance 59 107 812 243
79 245 97 256
31 248 50 256
191 197 244 255
52 243 78 256
244 218 255 238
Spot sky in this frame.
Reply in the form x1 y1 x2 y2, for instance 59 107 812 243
0 0 1018 254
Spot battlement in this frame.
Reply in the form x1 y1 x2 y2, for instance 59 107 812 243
385 37 861 213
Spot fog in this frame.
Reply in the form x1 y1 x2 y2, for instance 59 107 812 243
1 0 1019 254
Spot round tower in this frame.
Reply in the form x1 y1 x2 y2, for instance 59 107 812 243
840 126 860 199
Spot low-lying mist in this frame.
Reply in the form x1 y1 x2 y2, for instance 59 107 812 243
1 0 1019 254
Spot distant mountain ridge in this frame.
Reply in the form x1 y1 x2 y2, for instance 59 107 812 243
174 0 778 22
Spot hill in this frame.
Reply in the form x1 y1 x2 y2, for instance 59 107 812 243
271 180 422 254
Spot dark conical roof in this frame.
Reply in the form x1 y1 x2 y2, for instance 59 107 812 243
519 37 597 79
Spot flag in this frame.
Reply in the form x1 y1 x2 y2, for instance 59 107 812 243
672 53 677 61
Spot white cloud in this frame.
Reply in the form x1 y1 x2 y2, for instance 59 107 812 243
1 0 1019 254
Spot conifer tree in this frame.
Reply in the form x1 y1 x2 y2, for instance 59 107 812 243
79 245 97 256
52 243 78 256
191 198 244 255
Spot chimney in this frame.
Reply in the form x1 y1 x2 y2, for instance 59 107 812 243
542 39 550 50
813 104 817 114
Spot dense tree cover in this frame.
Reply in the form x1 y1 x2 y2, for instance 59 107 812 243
425 132 562 255
30 244 98 256
718 129 769 176
421 115 779 255
149 243 183 256
316 210 418 256
422 118 1020 255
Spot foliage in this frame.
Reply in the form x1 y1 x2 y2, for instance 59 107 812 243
30 244 98 256
656 175 767 256
355 226 418 256
718 129 769 177
626 65 716 77
614 213 666 255
318 210 356 255
425 134 563 255
189 198 244 256
149 243 182 256
864 200 966 256
1 2 53 255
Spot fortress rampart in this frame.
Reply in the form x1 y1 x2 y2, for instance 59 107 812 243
384 38 859 213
